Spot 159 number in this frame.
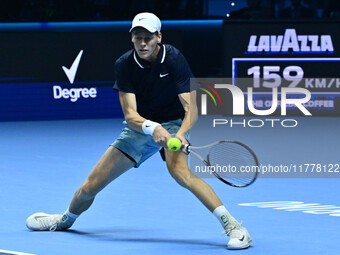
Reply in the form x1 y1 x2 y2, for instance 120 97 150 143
248 65 304 88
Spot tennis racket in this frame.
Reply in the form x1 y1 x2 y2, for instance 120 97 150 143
185 140 259 187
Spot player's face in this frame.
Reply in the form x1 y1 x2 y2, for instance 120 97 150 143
132 28 162 63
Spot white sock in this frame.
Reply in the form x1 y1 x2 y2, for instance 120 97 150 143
61 209 79 228
213 205 239 229
65 209 79 219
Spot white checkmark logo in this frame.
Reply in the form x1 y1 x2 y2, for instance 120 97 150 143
160 73 169 78
62 50 83 84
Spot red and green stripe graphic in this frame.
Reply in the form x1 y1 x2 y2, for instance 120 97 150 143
200 83 223 107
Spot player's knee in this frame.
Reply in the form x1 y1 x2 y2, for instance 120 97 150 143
167 164 193 188
79 180 98 199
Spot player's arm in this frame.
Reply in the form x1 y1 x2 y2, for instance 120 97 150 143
176 91 198 152
118 91 145 132
119 91 171 147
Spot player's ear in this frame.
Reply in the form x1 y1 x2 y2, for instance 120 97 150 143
157 32 162 43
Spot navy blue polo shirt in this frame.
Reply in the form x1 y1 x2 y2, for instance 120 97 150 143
113 44 193 123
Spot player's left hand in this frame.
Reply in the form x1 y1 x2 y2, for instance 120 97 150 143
153 125 172 148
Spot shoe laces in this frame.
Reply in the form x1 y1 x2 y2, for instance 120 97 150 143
223 222 243 239
41 214 68 231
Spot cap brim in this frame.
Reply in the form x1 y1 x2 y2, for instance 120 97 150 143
129 24 158 33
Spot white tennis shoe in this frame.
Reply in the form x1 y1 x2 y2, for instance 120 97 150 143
26 212 69 231
225 223 252 250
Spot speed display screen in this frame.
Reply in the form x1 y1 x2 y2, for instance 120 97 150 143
223 21 340 116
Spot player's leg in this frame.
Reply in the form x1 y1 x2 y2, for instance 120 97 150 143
26 124 161 231
165 149 252 249
68 146 135 215
26 146 135 231
165 149 227 212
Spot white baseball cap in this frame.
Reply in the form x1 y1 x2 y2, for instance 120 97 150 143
129 12 161 33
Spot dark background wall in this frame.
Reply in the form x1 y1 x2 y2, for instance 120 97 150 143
1 0 340 121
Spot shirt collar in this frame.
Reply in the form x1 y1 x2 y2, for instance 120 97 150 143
133 44 166 69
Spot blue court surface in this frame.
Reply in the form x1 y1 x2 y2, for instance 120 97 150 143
1 117 339 255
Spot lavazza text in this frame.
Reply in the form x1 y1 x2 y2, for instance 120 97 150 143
247 28 333 53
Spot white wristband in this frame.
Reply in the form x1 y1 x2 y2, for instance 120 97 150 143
142 120 161 136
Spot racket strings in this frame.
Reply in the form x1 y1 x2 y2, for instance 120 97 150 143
208 142 258 186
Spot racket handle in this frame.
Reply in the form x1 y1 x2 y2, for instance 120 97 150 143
184 144 191 153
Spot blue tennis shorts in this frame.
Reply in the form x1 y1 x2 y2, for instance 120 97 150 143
111 119 189 167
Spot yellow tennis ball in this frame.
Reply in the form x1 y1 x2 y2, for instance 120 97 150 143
167 138 182 151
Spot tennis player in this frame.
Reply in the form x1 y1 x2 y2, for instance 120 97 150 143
26 12 252 250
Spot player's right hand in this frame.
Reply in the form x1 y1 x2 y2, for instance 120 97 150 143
153 125 171 148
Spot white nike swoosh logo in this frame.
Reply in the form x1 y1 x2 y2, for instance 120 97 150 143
62 50 83 84
160 73 169 78
34 215 47 220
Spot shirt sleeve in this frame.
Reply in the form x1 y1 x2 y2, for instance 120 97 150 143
113 59 135 93
172 51 194 94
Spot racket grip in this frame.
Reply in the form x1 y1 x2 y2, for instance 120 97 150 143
184 144 190 153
